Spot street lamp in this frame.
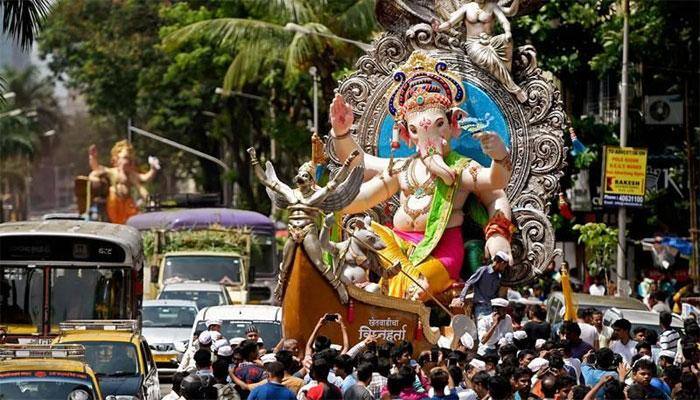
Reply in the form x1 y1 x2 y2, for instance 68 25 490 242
309 66 319 136
283 22 372 52
214 87 265 101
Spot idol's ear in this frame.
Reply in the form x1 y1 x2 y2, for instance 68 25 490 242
446 107 467 138
394 121 410 146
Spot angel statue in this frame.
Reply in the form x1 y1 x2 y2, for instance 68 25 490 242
247 148 364 304
434 0 527 103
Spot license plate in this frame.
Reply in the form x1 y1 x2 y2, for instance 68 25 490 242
153 354 175 363
17 337 53 345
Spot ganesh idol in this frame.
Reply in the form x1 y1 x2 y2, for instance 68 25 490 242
329 52 514 301
88 140 160 224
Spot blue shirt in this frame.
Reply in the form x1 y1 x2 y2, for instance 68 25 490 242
341 374 358 394
460 265 501 306
249 381 296 400
580 364 618 399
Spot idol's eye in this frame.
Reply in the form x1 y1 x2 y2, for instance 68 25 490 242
409 125 417 134
436 119 444 128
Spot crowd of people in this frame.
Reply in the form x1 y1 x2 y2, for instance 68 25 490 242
161 255 700 400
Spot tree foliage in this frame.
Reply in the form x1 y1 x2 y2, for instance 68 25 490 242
573 222 619 276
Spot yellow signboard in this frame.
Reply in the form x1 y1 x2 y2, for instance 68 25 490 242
602 146 648 207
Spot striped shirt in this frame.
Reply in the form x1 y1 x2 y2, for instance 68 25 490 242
659 328 681 353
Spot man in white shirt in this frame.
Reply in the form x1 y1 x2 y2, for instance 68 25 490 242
477 298 513 355
591 310 613 349
576 308 599 350
609 318 637 365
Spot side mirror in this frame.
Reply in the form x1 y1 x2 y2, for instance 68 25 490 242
174 340 187 353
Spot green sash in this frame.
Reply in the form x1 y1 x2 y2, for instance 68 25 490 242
408 152 470 265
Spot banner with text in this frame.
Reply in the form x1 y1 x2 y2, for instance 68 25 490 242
602 146 648 207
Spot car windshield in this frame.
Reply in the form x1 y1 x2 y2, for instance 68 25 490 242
162 256 241 285
143 305 197 328
0 375 97 400
194 320 281 346
159 290 225 309
78 341 140 376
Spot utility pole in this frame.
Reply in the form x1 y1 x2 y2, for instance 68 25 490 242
616 0 630 295
685 79 700 289
310 66 319 136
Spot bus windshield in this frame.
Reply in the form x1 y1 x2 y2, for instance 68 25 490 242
0 266 131 332
0 376 97 400
162 255 241 285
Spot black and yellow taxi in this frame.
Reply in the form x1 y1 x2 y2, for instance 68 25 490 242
53 320 160 400
0 343 104 399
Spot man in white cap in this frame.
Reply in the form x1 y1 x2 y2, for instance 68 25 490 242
207 319 223 335
178 330 213 372
477 298 513 355
451 252 509 338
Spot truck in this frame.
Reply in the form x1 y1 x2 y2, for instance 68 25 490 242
127 208 278 304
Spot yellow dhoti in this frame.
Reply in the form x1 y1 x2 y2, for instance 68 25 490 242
372 222 453 299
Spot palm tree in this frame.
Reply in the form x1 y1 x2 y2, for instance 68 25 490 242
0 0 53 106
163 0 376 101
1 0 53 50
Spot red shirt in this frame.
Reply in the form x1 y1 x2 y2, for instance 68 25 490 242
306 382 342 400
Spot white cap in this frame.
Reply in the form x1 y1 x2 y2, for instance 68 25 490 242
437 335 452 349
494 251 510 263
658 350 676 359
491 298 509 308
217 345 233 357
198 331 212 345
513 331 528 341
468 359 486 371
212 338 229 352
535 339 546 350
230 337 245 346
460 332 475 349
261 353 277 365
528 358 549 372
210 331 223 342
206 319 223 327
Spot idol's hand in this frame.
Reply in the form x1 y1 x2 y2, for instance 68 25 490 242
330 94 354 137
474 132 508 162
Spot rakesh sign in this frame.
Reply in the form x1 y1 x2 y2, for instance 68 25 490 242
602 146 648 207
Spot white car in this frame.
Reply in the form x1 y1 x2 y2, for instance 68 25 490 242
157 281 233 310
186 305 282 349
603 307 684 336
142 299 198 375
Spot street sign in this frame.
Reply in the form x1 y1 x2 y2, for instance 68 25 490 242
602 146 648 207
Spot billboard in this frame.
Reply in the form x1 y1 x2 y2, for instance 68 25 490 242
602 146 648 207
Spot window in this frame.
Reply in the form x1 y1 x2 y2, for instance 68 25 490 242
0 376 97 400
162 256 241 285
0 266 44 332
50 268 130 323
78 341 140 376
194 320 281 346
142 306 197 328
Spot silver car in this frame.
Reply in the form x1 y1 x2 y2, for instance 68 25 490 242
142 299 198 376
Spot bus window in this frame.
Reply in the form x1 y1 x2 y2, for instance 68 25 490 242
162 256 241 284
0 266 44 333
50 268 130 322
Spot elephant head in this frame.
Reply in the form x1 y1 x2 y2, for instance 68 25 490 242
389 52 467 185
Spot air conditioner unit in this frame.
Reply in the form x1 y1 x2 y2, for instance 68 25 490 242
645 95 683 125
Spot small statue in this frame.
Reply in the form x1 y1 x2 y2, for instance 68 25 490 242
435 0 527 103
248 148 364 304
88 140 160 224
319 214 401 294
